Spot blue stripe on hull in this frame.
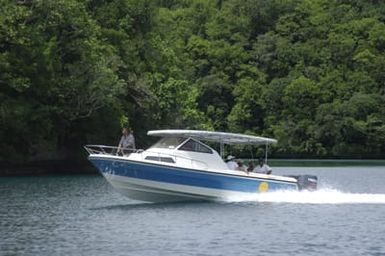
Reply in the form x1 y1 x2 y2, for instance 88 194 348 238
89 157 297 193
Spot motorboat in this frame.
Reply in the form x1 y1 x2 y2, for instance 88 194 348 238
84 130 317 202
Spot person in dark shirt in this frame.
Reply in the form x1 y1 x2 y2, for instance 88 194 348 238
247 160 254 173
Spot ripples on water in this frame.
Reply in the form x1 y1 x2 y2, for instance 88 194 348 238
1 166 385 256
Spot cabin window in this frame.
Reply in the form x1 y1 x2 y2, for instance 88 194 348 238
145 156 175 163
178 139 212 154
150 137 185 149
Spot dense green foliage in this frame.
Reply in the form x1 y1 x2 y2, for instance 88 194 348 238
1 0 385 163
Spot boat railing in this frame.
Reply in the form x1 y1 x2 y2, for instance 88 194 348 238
84 145 209 170
84 145 137 156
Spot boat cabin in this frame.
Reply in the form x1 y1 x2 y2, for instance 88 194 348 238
130 137 228 171
129 129 277 172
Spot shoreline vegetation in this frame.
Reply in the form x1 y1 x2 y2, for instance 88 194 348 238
1 0 385 173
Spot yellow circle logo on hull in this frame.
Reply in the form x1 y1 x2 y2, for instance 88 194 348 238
259 182 269 192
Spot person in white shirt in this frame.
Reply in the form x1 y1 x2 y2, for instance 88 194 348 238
253 158 272 174
226 155 238 170
117 127 135 155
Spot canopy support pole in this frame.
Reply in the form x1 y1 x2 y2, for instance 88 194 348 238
265 143 268 164
220 142 224 159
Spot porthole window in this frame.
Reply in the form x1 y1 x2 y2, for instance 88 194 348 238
145 156 175 163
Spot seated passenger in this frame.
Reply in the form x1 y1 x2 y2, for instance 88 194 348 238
236 160 247 173
226 155 238 170
253 158 272 174
246 160 254 172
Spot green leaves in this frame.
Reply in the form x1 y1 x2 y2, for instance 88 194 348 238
2 0 385 163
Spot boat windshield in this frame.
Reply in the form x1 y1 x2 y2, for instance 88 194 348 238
150 137 186 149
178 139 213 154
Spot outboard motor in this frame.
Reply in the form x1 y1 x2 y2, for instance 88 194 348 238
296 175 318 191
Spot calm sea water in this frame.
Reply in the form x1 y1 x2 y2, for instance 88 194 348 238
1 166 385 256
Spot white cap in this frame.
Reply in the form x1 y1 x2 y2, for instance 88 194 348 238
226 155 235 160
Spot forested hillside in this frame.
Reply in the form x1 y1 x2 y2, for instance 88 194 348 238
1 0 385 164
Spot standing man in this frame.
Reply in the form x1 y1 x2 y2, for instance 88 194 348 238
253 158 272 174
117 127 135 155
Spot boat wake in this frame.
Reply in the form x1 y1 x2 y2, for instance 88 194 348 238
224 189 385 204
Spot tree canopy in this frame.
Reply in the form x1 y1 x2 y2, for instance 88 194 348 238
1 0 384 164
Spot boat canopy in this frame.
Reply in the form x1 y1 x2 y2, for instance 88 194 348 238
147 130 277 145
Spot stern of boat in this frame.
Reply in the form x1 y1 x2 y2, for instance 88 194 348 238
292 175 318 191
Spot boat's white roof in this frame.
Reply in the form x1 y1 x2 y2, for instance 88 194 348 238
147 130 277 145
